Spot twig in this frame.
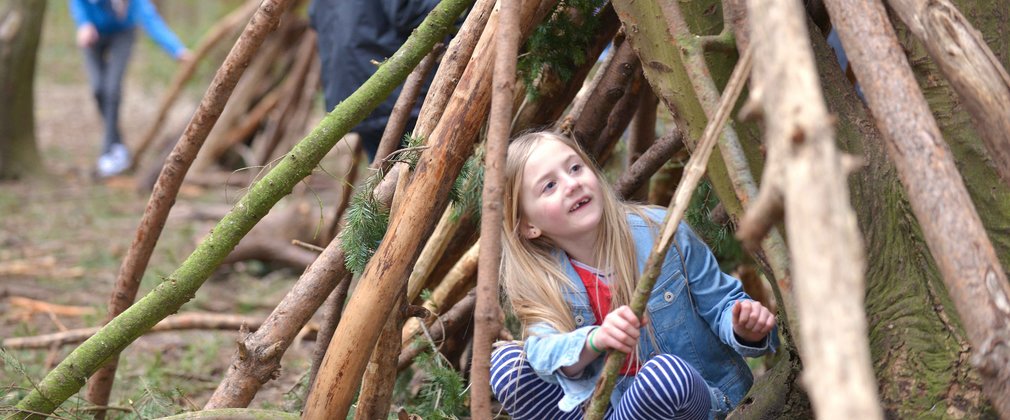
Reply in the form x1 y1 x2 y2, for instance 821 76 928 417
3 313 265 350
398 291 477 370
291 239 325 253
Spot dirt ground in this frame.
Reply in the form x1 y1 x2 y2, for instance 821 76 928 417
1 54 357 420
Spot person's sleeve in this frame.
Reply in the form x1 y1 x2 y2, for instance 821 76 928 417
524 323 604 394
676 222 779 357
69 0 90 28
382 0 443 31
133 0 188 58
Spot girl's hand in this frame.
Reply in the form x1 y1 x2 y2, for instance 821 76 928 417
732 300 776 343
589 305 642 354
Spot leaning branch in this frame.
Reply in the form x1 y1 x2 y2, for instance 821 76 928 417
745 0 882 417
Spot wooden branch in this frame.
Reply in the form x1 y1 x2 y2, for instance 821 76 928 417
397 290 477 371
746 0 882 417
885 0 1010 188
251 30 318 167
625 89 659 201
558 34 619 134
405 207 462 303
307 272 351 392
221 236 318 269
568 37 639 152
823 0 1010 415
324 143 362 243
155 408 300 420
613 126 684 199
3 313 265 350
414 0 496 139
354 295 404 420
401 242 479 347
472 0 520 414
593 68 644 163
82 0 300 415
130 0 260 169
584 40 753 420
302 1 557 417
376 44 444 163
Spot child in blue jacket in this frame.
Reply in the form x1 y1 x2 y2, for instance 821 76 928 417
492 131 778 419
70 0 190 177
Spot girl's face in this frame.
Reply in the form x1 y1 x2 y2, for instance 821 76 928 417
518 139 603 244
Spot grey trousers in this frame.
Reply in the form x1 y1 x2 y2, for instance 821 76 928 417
81 28 136 155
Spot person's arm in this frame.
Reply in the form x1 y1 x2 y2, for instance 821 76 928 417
132 0 189 59
70 0 99 48
675 222 779 356
68 0 89 28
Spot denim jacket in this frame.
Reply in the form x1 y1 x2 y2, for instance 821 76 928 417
523 208 779 415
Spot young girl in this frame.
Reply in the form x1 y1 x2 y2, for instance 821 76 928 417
490 131 778 419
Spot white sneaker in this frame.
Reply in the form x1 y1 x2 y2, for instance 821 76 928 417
96 144 131 177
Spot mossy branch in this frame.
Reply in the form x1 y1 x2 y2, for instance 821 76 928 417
12 0 470 416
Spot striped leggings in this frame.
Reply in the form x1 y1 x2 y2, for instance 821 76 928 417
490 344 711 419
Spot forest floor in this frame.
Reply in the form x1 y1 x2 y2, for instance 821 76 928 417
1 3 345 417
1 80 324 419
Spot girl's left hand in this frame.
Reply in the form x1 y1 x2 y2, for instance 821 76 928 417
732 300 775 343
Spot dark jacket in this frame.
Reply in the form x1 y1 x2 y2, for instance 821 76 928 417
309 0 442 143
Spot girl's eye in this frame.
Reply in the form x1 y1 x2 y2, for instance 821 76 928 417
542 181 556 193
570 164 582 173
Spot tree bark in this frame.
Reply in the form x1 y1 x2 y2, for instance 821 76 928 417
0 0 46 180
302 1 555 417
745 0 882 417
14 0 466 415
823 0 1010 416
885 0 1010 188
471 0 519 415
85 0 299 414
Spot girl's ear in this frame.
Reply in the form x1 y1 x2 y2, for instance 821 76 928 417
522 221 541 239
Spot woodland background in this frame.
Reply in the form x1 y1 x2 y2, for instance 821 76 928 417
1 0 1009 419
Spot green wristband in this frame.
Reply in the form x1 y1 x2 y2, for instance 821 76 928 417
588 327 603 353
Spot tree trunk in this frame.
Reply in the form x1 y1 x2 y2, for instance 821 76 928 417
0 0 46 180
810 10 995 419
824 0 1010 415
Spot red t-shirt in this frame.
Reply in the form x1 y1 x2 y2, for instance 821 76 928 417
571 260 641 376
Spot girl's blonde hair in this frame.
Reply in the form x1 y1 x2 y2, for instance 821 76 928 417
501 131 645 336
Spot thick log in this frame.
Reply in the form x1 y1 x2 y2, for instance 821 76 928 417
885 0 1010 188
822 0 1010 416
472 0 520 415
744 0 882 418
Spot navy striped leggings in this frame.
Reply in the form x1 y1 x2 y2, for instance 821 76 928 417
490 344 711 419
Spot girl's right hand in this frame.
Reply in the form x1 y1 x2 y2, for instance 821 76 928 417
589 305 642 354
